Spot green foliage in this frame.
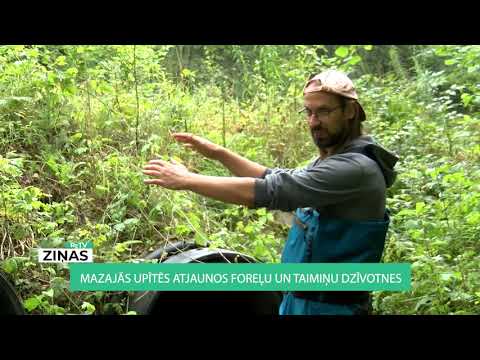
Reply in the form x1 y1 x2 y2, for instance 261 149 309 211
0 45 479 315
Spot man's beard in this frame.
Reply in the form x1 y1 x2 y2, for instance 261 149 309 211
310 125 348 150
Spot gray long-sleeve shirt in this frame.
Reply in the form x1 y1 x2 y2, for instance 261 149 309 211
253 136 399 221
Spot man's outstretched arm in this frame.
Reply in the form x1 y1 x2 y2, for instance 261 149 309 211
173 133 267 178
186 173 255 207
143 159 256 207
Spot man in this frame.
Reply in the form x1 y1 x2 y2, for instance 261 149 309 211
143 69 399 315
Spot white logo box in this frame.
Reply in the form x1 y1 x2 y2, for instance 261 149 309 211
38 248 94 263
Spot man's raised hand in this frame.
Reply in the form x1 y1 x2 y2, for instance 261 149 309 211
172 132 223 160
143 158 191 190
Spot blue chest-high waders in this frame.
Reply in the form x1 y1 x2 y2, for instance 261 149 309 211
279 206 390 315
277 145 394 315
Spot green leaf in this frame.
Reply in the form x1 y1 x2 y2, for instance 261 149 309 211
81 301 96 315
114 223 126 232
2 258 17 274
181 68 195 79
88 80 97 90
73 147 88 155
123 218 140 228
444 59 456 65
466 211 480 225
52 305 66 315
415 202 426 214
335 47 349 58
404 220 419 229
186 212 201 230
461 93 473 107
348 55 362 65
256 208 267 216
244 224 254 234
24 297 41 312
65 67 78 77
194 233 207 246
55 56 66 66
114 240 142 254
453 272 463 280
95 185 108 195
440 273 453 281
31 200 43 210
51 277 68 291
363 45 373 51
42 288 54 298
396 209 416 217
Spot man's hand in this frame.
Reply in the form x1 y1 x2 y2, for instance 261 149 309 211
143 159 191 190
143 157 256 207
172 132 223 160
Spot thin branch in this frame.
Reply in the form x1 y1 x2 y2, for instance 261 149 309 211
133 45 140 154
62 289 83 313
175 45 184 79
222 96 226 148
1 228 7 261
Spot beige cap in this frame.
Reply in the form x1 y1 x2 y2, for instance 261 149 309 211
303 69 366 122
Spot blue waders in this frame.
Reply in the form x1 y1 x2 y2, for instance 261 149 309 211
279 207 390 315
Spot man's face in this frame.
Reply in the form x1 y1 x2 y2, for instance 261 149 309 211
303 91 352 150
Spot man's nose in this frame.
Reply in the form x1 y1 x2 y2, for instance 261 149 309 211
308 115 323 126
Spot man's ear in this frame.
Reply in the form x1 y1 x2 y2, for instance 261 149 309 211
345 100 356 120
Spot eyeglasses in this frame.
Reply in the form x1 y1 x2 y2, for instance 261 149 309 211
300 105 343 120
